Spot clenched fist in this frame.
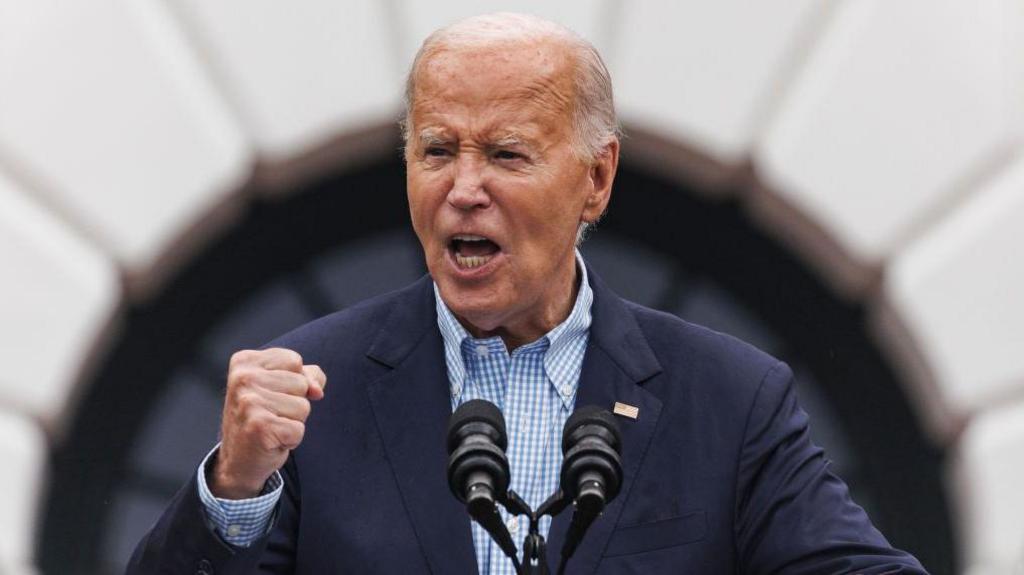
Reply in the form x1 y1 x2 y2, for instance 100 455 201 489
209 348 326 499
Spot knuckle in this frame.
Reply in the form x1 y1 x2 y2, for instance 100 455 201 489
267 347 302 368
283 349 304 370
229 367 259 390
234 391 259 411
242 410 270 435
259 429 281 452
229 349 256 368
240 419 259 440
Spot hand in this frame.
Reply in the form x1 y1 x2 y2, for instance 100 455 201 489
210 348 326 499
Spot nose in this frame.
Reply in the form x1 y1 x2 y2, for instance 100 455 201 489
446 154 490 211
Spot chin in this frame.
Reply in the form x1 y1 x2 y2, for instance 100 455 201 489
437 281 507 331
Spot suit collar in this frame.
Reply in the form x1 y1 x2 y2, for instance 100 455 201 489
365 275 437 368
583 267 663 384
366 263 664 382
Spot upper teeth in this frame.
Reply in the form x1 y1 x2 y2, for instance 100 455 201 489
453 234 488 241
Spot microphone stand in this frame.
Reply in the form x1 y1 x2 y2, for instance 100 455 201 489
489 489 572 575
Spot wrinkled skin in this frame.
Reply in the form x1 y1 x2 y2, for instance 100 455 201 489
406 37 619 350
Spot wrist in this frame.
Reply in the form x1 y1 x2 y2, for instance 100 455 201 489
207 452 267 499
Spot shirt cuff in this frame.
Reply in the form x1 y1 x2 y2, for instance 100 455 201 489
196 444 283 548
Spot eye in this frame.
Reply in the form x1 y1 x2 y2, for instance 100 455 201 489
424 147 450 158
493 150 523 161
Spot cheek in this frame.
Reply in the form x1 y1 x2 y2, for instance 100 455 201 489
407 200 434 257
407 173 444 228
530 186 586 234
516 177 590 254
511 203 577 264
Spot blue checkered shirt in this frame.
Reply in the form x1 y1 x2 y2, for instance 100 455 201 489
196 446 283 546
197 255 593 575
436 255 592 574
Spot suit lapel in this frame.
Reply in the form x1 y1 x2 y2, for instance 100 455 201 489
546 270 665 574
365 277 478 574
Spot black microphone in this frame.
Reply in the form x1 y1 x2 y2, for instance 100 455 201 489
558 406 623 571
446 399 520 567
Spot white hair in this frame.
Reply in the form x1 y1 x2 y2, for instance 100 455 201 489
401 12 620 165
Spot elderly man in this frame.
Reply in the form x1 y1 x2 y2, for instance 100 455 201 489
129 12 926 575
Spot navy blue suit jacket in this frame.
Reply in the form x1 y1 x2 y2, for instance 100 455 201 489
129 271 926 574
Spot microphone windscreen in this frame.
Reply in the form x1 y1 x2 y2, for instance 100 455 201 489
562 405 621 453
447 399 508 451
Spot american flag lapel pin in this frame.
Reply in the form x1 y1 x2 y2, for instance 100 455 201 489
613 402 639 420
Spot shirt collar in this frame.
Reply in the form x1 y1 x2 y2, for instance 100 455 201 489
434 250 593 407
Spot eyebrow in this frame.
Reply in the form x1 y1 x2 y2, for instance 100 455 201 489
417 128 450 147
415 128 538 151
492 134 526 148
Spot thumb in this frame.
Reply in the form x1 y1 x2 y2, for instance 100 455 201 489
303 364 327 401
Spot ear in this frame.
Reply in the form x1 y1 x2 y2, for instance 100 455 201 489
582 138 619 223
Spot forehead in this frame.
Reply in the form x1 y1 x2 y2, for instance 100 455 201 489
411 40 576 137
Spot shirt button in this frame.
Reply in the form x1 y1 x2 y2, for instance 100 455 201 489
506 516 519 534
560 384 572 397
475 344 489 356
226 524 241 537
451 384 461 398
519 419 529 434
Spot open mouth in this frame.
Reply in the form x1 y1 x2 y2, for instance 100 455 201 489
448 234 501 269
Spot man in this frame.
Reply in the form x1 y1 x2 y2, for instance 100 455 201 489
129 12 926 574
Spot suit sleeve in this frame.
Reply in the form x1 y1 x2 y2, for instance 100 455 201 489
125 455 301 575
734 361 928 574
